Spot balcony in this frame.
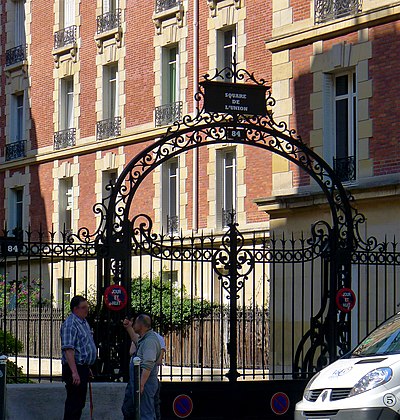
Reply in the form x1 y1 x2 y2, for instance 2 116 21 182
96 117 121 141
54 128 76 150
97 9 121 34
333 156 356 182
155 0 180 13
167 215 179 235
6 45 26 67
54 25 77 50
155 102 183 127
5 140 26 161
315 0 362 24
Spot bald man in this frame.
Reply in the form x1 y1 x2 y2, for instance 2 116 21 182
122 314 161 420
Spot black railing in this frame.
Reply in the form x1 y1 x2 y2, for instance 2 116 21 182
54 25 77 49
166 215 179 235
96 117 121 140
54 128 76 150
5 140 26 161
6 45 26 67
155 0 180 13
315 0 362 24
222 208 236 227
155 101 183 127
333 156 356 182
96 9 121 34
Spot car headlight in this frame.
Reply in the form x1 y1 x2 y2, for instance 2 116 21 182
303 372 321 401
349 367 393 397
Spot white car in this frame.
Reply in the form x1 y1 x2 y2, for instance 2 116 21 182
295 313 400 419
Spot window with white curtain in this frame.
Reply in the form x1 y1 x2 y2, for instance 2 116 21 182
14 0 26 46
103 64 118 120
216 148 236 228
60 77 74 130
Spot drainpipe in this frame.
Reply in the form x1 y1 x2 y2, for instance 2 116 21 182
192 0 199 232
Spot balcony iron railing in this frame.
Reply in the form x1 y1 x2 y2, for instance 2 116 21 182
155 0 180 13
333 156 356 182
6 45 26 67
315 0 362 24
222 209 236 228
96 9 121 34
54 25 77 49
155 101 183 127
54 128 76 150
167 215 179 235
5 140 26 161
96 117 121 141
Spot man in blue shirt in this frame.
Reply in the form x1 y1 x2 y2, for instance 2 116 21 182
61 295 97 420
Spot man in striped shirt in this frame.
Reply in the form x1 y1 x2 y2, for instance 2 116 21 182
61 295 97 420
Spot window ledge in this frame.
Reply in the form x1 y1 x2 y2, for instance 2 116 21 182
4 60 27 74
265 4 400 53
52 43 77 68
94 26 123 52
153 4 184 34
207 0 242 17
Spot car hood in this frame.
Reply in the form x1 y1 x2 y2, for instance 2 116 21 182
310 354 400 389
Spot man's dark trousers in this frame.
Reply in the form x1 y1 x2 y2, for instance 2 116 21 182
62 363 90 420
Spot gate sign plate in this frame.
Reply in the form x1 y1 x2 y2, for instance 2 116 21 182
336 288 356 313
173 394 193 418
103 284 128 311
270 392 290 415
201 80 268 116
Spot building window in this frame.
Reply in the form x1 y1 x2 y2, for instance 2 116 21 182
57 278 72 308
162 158 179 234
9 188 24 236
103 64 118 120
59 178 73 235
323 71 357 182
60 77 74 130
102 170 118 202
14 0 26 47
216 149 236 228
10 93 24 142
161 270 178 283
62 0 75 28
103 0 118 13
155 46 182 126
217 27 236 81
315 0 362 24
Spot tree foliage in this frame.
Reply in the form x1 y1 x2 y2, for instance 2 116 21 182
131 275 217 335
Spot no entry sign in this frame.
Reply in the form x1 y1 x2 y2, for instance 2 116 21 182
103 284 128 311
173 394 193 418
270 392 290 415
336 288 356 313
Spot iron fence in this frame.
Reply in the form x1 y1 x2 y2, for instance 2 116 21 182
5 140 26 161
0 227 398 382
54 128 76 150
96 117 121 140
96 9 121 34
155 0 180 14
155 102 183 127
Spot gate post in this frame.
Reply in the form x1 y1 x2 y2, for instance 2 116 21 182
226 217 240 383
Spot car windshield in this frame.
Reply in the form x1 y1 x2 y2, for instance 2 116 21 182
352 313 400 357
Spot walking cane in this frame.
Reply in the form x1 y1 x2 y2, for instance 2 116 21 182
89 379 94 419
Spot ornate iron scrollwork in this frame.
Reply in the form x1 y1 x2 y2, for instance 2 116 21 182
54 25 77 49
315 0 362 24
96 9 121 34
6 45 26 67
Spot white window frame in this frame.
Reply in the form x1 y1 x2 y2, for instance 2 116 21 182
60 77 74 130
57 278 72 308
216 148 236 228
161 45 179 105
217 26 237 78
14 0 26 47
161 158 179 233
103 64 118 120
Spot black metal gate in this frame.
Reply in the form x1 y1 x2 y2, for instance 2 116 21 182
1 61 399 418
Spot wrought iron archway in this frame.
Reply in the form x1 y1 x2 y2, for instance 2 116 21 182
89 59 358 380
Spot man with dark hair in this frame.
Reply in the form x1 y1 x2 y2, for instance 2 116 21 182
61 295 97 420
122 313 161 420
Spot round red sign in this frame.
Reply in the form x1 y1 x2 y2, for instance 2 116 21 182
336 288 356 313
104 284 128 311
